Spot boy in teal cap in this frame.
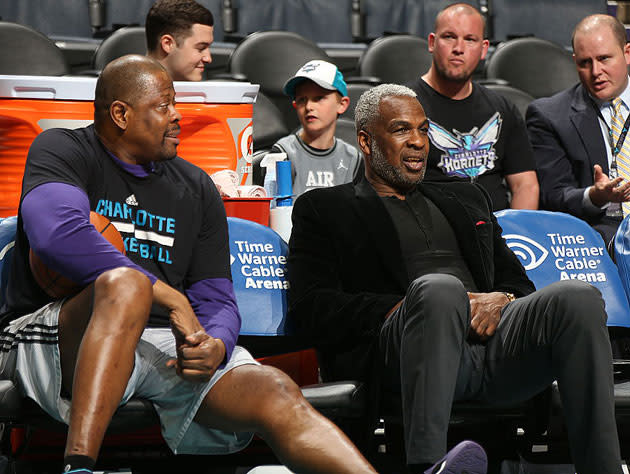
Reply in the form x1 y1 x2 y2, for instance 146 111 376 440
271 60 361 197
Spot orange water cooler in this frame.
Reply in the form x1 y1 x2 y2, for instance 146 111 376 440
0 75 258 217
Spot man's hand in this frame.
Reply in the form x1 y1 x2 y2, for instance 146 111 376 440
153 279 204 341
468 292 511 341
589 164 630 207
166 330 226 382
153 280 224 381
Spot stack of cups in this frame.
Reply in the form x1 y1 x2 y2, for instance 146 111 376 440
269 160 293 242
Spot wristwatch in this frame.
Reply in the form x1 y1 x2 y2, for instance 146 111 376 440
503 292 516 303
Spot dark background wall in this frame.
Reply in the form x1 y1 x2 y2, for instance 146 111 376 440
0 0 607 47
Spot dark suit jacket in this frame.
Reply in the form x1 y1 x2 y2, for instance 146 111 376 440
526 83 608 222
287 177 535 383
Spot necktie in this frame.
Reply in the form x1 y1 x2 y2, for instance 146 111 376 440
611 97 630 216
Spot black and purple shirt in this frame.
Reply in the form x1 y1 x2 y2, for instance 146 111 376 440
1 125 240 359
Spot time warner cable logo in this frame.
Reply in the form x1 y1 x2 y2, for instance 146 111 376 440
502 234 549 270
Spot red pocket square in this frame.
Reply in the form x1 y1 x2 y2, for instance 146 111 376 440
476 220 486 226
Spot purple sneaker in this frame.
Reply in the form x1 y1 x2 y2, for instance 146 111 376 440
424 440 488 474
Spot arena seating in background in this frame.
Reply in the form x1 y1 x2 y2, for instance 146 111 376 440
252 91 289 152
5 0 599 50
484 37 578 99
342 83 373 121
334 118 358 149
234 0 355 43
227 31 331 130
361 0 479 42
490 0 607 47
356 34 432 85
0 21 70 76
481 83 535 120
92 26 147 71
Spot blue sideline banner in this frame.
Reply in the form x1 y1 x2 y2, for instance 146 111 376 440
496 209 630 328
228 217 289 336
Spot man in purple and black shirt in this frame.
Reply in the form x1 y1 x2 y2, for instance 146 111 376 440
0 55 378 474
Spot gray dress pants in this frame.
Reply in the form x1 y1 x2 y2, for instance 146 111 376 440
379 273 621 474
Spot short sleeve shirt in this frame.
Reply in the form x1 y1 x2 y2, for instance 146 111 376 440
410 79 535 211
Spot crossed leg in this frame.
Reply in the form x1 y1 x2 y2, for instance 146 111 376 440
57 267 375 472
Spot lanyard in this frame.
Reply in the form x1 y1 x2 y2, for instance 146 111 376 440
595 102 630 175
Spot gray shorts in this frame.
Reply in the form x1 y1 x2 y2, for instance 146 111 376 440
0 300 259 455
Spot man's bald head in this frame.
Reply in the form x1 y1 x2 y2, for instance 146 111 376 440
93 54 180 165
434 2 486 38
572 14 626 51
94 55 170 126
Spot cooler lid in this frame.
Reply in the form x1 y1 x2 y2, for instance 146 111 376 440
174 80 259 103
0 75 97 100
0 75 260 103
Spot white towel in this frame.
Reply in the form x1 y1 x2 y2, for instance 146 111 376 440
237 185 267 197
211 170 239 197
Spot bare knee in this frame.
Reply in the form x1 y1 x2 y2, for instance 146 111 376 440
248 366 313 433
91 267 153 331
94 267 152 304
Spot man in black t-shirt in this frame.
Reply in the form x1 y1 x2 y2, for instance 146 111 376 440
0 55 377 474
409 3 539 211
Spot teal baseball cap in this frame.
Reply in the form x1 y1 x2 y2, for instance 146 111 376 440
283 60 348 100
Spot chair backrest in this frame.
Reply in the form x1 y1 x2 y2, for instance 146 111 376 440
485 37 578 99
342 83 374 121
358 34 431 85
253 91 289 151
228 31 331 130
227 217 289 336
0 21 69 76
496 209 630 327
92 26 147 71
0 217 17 305
334 118 358 149
482 83 535 120
229 31 331 97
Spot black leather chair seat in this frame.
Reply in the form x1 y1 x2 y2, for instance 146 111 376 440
304 377 541 435
301 381 365 418
0 378 366 433
0 379 159 434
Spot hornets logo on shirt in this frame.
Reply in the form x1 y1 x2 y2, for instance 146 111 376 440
428 112 502 182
